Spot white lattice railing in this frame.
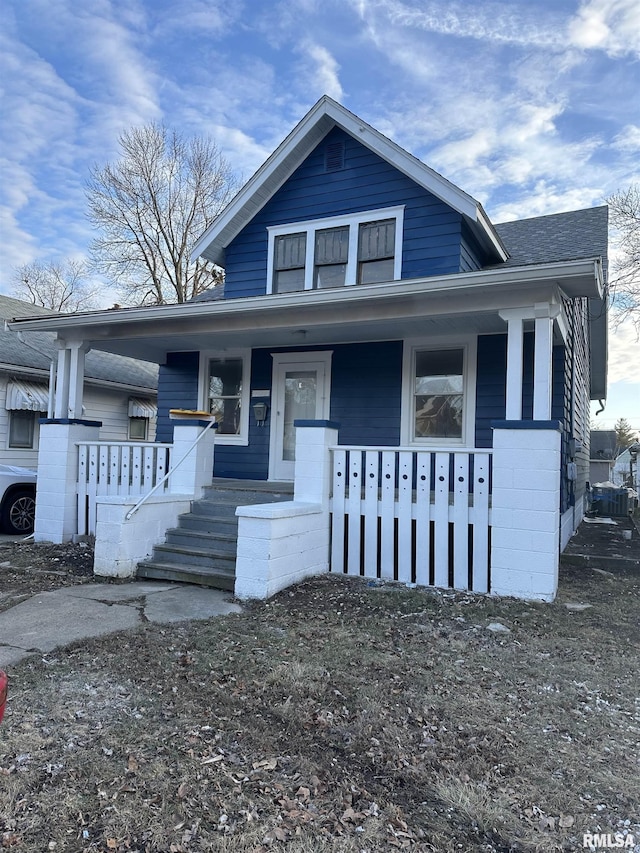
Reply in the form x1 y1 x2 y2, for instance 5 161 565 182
76 441 172 536
330 446 492 593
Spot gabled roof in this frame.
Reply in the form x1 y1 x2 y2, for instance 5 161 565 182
192 96 508 267
0 294 158 391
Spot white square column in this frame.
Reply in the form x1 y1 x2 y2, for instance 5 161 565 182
168 421 217 498
235 420 339 600
490 421 562 601
34 419 102 543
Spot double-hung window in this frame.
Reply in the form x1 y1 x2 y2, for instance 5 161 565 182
198 350 251 445
314 226 349 288
273 232 307 293
401 339 477 445
358 218 396 284
267 206 404 294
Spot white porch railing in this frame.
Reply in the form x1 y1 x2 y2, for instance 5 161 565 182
330 447 492 593
76 441 172 536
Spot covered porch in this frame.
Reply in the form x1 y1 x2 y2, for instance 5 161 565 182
8 258 604 601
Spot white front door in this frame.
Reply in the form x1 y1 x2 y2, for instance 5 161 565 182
269 352 332 481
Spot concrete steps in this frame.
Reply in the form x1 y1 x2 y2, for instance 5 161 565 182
136 479 293 590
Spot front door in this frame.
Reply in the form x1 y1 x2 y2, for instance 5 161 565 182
269 352 332 481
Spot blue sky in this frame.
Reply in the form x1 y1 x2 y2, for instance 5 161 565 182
0 0 638 433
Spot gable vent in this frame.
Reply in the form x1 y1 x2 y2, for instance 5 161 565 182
325 141 345 172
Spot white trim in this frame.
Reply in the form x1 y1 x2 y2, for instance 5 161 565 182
400 336 477 447
268 351 333 481
197 348 251 445
266 206 405 294
190 96 506 267
9 259 604 336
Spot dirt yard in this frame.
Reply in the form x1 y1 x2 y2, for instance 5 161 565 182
0 540 638 852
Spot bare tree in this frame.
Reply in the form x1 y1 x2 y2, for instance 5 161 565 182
86 124 237 305
11 259 101 312
607 184 640 331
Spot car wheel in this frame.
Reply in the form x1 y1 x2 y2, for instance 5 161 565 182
2 489 36 535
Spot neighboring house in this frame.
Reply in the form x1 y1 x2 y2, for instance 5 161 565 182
1 295 159 468
589 430 618 485
612 444 640 492
10 97 608 602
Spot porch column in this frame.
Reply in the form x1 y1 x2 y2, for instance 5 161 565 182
490 420 562 601
168 420 217 498
34 418 102 544
53 339 89 419
499 310 525 420
293 419 339 507
500 303 561 421
533 303 560 420
234 420 339 600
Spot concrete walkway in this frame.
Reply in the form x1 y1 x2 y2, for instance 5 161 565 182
0 581 242 669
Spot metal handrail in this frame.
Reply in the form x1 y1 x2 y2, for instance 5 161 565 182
125 419 218 521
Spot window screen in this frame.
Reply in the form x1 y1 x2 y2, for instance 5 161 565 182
274 232 306 292
314 225 349 288
358 218 395 284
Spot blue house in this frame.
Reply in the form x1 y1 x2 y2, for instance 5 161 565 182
12 97 607 602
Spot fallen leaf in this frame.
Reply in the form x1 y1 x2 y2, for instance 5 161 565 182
253 758 278 771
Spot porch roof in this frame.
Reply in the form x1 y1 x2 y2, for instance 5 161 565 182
8 258 603 366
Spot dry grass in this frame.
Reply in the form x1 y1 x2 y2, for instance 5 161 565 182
1 561 639 852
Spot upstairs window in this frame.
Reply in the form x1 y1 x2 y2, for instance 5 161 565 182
314 226 349 288
358 218 395 284
274 232 306 293
267 206 404 294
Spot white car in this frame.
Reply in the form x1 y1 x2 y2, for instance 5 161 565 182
0 465 37 535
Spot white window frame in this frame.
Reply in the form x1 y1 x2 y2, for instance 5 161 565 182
8 409 38 449
198 349 251 446
400 336 477 447
266 206 404 294
128 416 149 441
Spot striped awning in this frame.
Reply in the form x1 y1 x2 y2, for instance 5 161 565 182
128 397 157 419
5 380 50 412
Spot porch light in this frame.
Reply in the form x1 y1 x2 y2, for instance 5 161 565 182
252 401 268 426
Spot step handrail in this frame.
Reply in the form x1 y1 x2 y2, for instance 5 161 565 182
125 418 218 521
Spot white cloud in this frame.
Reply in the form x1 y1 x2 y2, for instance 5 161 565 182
568 0 640 57
350 0 567 49
607 319 640 384
295 40 344 102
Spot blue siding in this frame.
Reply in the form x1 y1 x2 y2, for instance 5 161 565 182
475 334 507 448
157 335 523 478
460 222 484 273
224 127 486 298
213 342 403 479
156 352 199 443
330 342 402 446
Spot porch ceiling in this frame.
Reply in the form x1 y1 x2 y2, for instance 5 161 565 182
8 259 602 364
